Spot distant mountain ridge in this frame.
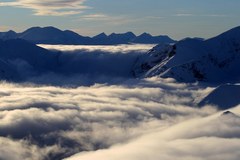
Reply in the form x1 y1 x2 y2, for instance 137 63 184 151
132 26 240 83
0 26 176 45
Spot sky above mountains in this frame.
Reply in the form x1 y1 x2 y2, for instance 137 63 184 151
0 0 240 39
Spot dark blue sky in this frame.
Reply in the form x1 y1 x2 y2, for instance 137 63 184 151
0 0 239 39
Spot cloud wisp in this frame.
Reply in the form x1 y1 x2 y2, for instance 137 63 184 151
0 0 88 16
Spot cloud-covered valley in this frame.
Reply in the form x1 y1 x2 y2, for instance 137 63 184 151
0 77 221 160
0 43 152 86
0 44 239 160
20 44 154 86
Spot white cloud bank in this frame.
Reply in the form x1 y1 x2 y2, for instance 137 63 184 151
0 77 219 160
39 44 155 53
66 106 240 160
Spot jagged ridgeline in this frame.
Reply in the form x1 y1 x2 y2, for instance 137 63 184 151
0 26 176 45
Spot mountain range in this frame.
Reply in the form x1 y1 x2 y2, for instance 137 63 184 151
0 26 176 45
133 26 240 83
1 26 240 85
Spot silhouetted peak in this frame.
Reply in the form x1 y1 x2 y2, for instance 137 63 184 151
224 26 240 34
93 32 108 39
22 26 62 34
156 35 170 38
22 26 41 33
182 37 204 41
41 26 62 31
6 30 17 34
178 37 204 44
139 32 152 37
192 37 205 41
208 26 240 41
109 32 136 38
0 30 17 40
125 32 136 37
63 30 83 37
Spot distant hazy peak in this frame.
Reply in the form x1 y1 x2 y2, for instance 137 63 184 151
6 30 17 34
93 32 108 39
109 32 136 37
138 32 152 37
0 26 176 45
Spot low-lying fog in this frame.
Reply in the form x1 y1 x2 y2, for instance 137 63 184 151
25 44 155 86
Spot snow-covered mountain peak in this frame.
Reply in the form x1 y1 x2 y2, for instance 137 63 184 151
132 43 176 77
133 26 240 82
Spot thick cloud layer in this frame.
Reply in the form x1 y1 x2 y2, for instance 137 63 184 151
38 44 155 53
25 44 154 86
66 106 240 160
0 77 218 160
0 44 153 85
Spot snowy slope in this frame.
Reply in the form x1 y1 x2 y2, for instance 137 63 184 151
199 84 240 109
133 26 240 82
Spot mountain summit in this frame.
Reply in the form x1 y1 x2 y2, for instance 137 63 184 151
133 26 240 83
18 26 91 44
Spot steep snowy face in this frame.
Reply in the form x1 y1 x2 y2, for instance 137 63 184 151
132 43 176 77
133 26 240 82
199 84 240 109
132 38 206 78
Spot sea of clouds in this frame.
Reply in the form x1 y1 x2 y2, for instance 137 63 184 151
0 44 239 160
0 77 222 160
24 44 155 86
38 44 155 53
